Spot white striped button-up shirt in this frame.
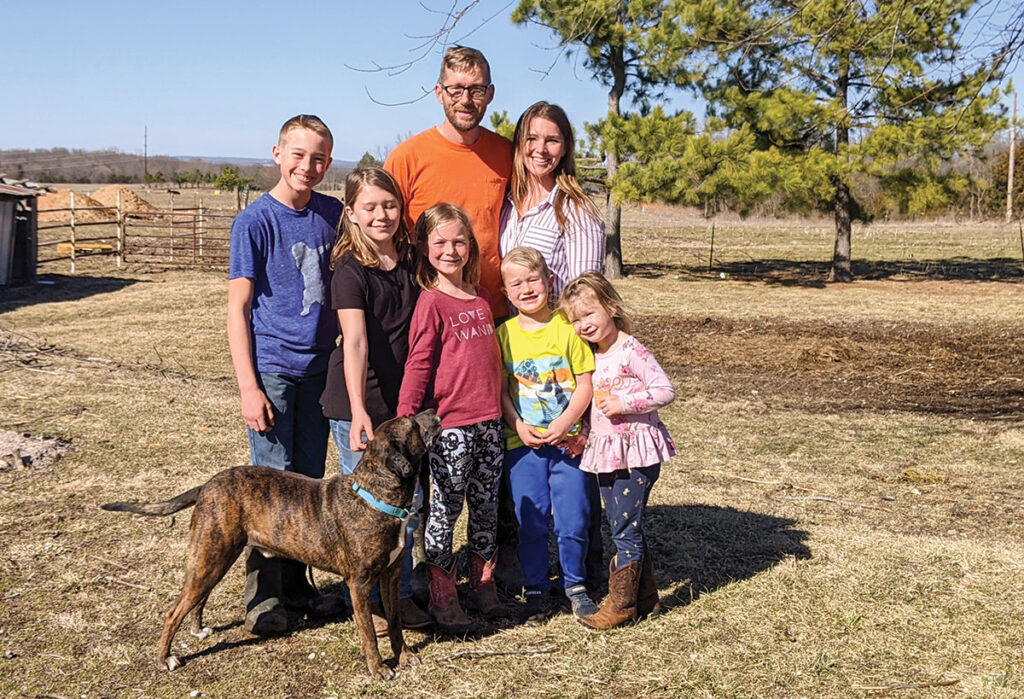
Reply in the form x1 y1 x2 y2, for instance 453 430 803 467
498 186 605 299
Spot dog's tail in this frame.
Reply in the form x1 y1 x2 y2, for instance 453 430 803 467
100 485 202 516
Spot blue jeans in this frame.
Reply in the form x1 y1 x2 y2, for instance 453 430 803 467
248 371 329 477
330 417 416 600
505 444 591 592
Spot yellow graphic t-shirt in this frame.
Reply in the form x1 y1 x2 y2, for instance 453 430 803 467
495 311 595 450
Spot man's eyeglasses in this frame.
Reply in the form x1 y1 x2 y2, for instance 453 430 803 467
439 83 491 100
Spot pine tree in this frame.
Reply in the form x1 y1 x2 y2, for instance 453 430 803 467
691 0 1006 280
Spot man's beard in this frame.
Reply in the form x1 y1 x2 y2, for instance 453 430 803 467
444 101 483 132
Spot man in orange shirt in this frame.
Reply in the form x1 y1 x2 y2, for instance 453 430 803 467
386 46 521 602
385 45 513 320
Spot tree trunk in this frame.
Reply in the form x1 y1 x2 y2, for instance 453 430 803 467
829 175 852 282
828 57 853 283
604 45 627 279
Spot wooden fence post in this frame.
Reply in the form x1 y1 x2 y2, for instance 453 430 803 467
116 190 123 268
69 191 76 274
198 198 205 260
169 192 175 261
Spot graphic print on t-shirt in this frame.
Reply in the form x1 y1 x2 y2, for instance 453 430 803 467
447 306 495 342
509 356 574 427
291 241 328 316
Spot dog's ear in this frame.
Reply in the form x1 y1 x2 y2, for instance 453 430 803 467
414 409 442 450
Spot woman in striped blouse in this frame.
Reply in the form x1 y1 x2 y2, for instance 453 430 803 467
499 101 605 301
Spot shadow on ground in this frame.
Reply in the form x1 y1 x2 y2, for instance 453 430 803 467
0 274 140 313
644 504 810 612
627 257 1024 286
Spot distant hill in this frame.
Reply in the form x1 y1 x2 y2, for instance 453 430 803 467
0 148 356 186
175 155 359 169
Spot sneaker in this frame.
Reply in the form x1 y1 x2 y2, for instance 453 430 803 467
566 584 599 618
522 590 546 626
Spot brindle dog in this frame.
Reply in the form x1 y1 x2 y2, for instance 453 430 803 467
101 409 441 680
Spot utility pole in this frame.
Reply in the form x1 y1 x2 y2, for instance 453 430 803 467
1008 93 1016 223
144 125 149 181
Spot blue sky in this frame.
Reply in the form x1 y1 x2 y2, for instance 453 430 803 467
2 1 625 162
3 1 1021 163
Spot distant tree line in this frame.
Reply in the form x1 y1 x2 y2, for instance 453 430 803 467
0 148 350 190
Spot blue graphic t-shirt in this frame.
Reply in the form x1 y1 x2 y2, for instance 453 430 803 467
229 191 342 376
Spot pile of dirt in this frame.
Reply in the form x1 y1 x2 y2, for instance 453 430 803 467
37 189 115 223
0 431 72 471
90 185 157 214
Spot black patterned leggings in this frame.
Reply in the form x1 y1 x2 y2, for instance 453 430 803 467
424 419 504 572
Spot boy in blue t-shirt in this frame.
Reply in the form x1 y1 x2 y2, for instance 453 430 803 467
227 114 343 635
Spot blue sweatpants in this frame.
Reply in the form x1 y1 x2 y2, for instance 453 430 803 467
505 445 591 592
597 465 660 567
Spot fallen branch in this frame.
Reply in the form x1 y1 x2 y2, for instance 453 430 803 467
853 678 958 691
104 576 150 592
88 553 131 573
703 470 814 492
432 646 555 662
784 495 892 512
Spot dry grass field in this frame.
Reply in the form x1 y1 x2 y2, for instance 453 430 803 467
2 206 1024 697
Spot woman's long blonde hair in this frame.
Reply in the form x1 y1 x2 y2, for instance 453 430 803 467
330 167 412 270
510 101 600 232
412 203 481 290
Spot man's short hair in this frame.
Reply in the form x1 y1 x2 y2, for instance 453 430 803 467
438 45 491 84
279 114 334 148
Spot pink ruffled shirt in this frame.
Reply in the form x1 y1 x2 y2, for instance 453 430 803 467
581 334 676 473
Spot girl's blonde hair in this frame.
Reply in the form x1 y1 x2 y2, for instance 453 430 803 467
413 202 480 290
510 101 601 232
560 271 632 334
330 167 412 270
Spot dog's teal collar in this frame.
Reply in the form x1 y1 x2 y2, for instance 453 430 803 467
351 481 409 519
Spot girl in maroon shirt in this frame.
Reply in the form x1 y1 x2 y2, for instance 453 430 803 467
398 203 504 632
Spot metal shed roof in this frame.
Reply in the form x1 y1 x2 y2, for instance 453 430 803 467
0 183 42 197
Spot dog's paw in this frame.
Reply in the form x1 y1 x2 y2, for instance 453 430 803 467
164 655 182 672
398 649 420 667
370 663 396 681
190 626 213 640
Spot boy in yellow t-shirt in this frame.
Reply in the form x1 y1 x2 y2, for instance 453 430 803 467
495 246 596 625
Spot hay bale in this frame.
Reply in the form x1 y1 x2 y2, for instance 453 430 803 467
37 189 115 223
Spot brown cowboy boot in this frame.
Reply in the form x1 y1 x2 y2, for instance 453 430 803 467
427 563 472 634
468 553 504 619
637 556 661 618
579 558 640 630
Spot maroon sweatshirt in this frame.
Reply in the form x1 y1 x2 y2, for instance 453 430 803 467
397 287 503 429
